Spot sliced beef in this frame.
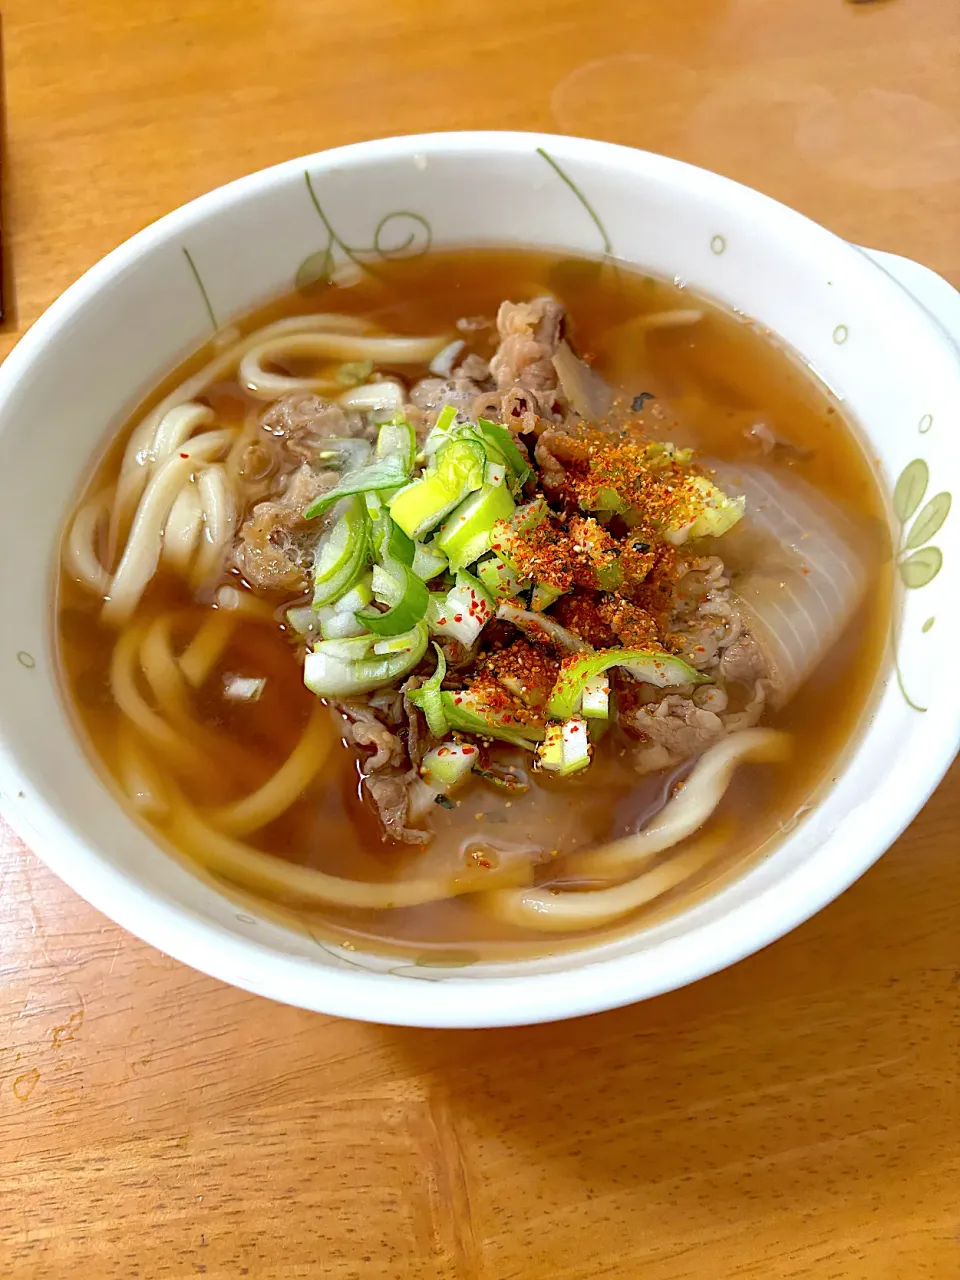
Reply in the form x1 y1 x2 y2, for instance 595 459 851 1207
335 700 430 844
483 298 566 430
500 387 548 433
458 353 491 382
260 393 370 462
336 703 405 771
232 463 336 594
367 688 405 726
627 695 728 761
401 676 438 771
667 557 743 671
627 678 768 773
718 632 766 685
364 771 429 845
437 638 478 670
490 298 565 394
408 375 482 420
722 679 769 733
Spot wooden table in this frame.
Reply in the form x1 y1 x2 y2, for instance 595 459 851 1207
1 1 958 1275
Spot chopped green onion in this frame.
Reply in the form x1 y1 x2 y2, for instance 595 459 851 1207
389 473 465 539
304 621 428 698
412 541 448 581
665 475 745 544
475 418 532 487
435 483 516 571
420 741 478 792
286 605 322 641
489 495 549 571
356 562 429 637
476 555 530 602
547 649 707 720
365 490 385 518
331 576 373 613
583 485 629 515
422 403 458 450
223 675 267 701
405 643 449 737
320 612 369 640
316 438 373 472
579 672 610 720
537 717 592 774
426 570 494 647
312 497 370 608
375 415 416 473
305 456 411 520
389 436 487 538
373 515 415 568
372 631 423 655
530 581 566 612
439 689 545 750
307 417 418 520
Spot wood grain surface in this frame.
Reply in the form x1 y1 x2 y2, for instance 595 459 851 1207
1 1 958 1276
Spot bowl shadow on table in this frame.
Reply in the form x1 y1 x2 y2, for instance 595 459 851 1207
383 773 957 1215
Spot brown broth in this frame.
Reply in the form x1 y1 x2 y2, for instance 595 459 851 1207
56 248 893 961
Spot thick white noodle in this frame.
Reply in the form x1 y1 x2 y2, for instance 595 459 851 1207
152 403 216 463
639 309 704 329
161 481 203 573
64 493 111 593
178 588 276 688
102 428 234 625
239 332 450 401
481 731 791 932
205 702 332 837
110 622 206 769
116 724 170 818
191 464 237 589
172 800 533 909
108 315 375 553
112 403 215 559
480 849 708 932
567 729 791 877
139 614 192 722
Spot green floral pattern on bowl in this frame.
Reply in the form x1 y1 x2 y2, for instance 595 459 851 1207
892 455 951 711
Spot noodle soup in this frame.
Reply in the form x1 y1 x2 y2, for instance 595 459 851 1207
57 249 891 959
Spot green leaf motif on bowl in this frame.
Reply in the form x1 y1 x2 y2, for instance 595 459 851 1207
891 452 951 712
903 491 951 552
294 171 433 297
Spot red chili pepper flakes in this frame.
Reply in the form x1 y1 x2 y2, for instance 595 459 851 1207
180 452 189 459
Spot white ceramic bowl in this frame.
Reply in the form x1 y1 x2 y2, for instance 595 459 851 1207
1 133 957 1027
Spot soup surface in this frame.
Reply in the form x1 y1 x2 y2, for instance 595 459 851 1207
57 248 891 960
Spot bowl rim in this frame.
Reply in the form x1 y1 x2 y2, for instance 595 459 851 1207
2 129 958 1027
